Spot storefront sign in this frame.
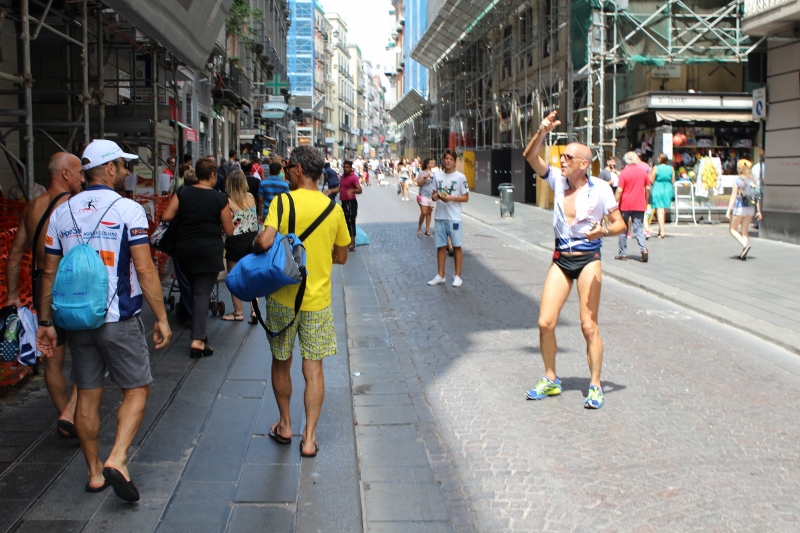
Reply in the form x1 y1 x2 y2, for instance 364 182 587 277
619 93 753 115
240 128 263 136
263 111 286 119
184 127 198 142
652 65 681 79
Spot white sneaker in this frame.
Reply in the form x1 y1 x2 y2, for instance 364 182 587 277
452 276 463 287
427 275 446 286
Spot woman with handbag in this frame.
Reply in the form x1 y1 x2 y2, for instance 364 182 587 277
161 158 234 358
415 158 435 237
221 170 259 322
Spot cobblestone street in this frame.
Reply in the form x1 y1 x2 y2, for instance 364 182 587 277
347 184 800 532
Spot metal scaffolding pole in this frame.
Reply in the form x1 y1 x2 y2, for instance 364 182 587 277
82 0 90 142
97 8 105 139
22 0 35 200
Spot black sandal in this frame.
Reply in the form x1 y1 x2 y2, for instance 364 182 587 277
248 314 258 325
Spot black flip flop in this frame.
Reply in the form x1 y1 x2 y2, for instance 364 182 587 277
85 480 110 493
56 420 77 439
299 439 319 458
102 467 140 502
268 423 292 445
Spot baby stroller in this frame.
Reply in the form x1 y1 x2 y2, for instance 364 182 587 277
164 261 225 320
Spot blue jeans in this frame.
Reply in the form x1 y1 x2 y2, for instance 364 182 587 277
618 211 647 256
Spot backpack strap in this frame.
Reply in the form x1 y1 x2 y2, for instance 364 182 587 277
251 197 337 338
31 191 70 271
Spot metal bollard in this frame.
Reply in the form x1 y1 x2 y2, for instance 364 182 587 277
498 183 515 217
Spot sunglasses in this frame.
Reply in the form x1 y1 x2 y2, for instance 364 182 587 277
561 153 586 163
284 163 297 170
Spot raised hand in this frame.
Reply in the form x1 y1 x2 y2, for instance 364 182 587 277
539 110 561 134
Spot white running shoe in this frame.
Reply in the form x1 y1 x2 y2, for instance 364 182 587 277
427 275 446 286
452 276 463 287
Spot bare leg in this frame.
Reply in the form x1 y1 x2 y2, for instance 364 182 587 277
226 259 243 316
657 208 666 236
453 247 463 277
104 385 150 482
417 206 424 235
537 264 573 382
436 247 446 277
44 344 77 422
739 215 753 246
74 386 105 489
575 261 604 387
729 215 747 247
301 358 324 454
271 356 293 438
424 209 432 233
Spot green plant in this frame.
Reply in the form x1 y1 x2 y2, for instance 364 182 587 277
225 0 265 40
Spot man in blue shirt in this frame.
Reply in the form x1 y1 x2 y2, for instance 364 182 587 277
322 162 340 201
258 162 290 222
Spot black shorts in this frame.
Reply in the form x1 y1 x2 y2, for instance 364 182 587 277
225 232 258 262
552 250 601 280
32 269 67 346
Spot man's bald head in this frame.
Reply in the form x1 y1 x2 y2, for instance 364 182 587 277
568 143 593 162
47 152 84 193
48 152 80 177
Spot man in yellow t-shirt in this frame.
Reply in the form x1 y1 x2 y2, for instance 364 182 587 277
254 145 350 458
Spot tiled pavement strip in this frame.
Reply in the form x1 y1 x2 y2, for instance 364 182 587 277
0 181 799 531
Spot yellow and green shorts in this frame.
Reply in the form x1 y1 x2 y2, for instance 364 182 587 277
265 298 337 361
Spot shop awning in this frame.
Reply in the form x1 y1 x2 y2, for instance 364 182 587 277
605 110 648 130
389 89 429 125
655 111 758 123
410 0 497 69
104 0 234 71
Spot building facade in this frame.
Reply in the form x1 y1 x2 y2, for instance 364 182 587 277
743 0 800 243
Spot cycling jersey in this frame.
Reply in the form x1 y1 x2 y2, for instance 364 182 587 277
542 166 618 253
45 185 151 323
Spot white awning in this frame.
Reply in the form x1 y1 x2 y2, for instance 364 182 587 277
655 111 758 123
410 0 497 69
389 89 429 125
604 110 648 130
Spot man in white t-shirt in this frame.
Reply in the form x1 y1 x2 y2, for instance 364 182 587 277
427 149 469 288
38 139 171 502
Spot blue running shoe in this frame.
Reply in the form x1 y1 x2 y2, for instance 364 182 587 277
584 385 604 409
525 377 562 400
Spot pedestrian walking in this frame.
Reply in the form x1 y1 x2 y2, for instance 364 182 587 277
522 110 626 409
726 159 762 260
161 158 234 358
339 160 363 251
37 139 172 501
427 149 469 288
6 152 84 438
415 157 435 237
598 156 619 194
254 145 350 458
322 162 340 202
615 151 650 262
398 160 412 201
258 162 291 223
649 153 676 238
221 171 258 322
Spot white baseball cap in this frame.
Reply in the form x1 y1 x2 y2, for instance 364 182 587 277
81 139 138 170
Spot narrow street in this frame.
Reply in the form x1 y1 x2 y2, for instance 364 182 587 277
1 185 799 532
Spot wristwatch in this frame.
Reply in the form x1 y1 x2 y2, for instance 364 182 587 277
604 227 610 237
38 320 54 327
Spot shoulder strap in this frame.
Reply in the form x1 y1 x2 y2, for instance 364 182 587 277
299 198 336 241
250 198 336 338
32 191 70 270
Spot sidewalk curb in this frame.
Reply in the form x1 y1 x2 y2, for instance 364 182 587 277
463 207 800 357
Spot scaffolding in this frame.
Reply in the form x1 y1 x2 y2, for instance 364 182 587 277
0 0 185 199
419 0 763 164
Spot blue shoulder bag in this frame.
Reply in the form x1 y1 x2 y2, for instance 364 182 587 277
225 194 336 337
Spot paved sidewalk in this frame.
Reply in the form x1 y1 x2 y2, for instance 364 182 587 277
461 191 800 355
0 274 361 532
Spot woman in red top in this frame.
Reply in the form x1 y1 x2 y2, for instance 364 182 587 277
339 160 363 251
